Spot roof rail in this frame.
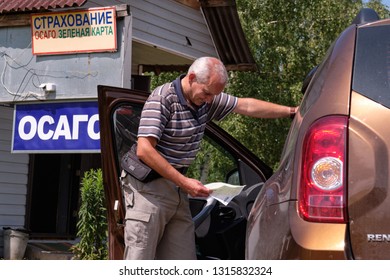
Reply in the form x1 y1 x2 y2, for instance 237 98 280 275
352 8 380 25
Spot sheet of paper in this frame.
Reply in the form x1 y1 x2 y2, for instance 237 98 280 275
205 182 246 206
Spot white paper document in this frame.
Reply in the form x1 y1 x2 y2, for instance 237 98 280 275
205 182 246 206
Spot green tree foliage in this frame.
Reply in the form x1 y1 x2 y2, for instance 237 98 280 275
366 0 390 18
149 71 182 90
71 169 108 260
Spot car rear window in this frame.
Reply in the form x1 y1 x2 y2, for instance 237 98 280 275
353 24 390 108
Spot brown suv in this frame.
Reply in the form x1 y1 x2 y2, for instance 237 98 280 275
246 9 390 260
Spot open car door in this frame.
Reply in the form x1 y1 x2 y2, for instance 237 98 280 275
97 85 272 260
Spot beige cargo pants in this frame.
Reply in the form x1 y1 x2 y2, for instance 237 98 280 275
120 171 197 260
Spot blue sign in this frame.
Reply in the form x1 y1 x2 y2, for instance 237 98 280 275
12 101 100 153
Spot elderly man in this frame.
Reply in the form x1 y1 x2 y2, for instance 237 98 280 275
120 56 297 260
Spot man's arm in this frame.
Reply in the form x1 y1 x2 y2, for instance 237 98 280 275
136 136 211 197
233 97 297 118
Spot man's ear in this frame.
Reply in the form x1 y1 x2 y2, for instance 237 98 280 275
188 73 196 84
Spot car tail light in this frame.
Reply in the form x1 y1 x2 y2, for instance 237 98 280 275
299 116 348 223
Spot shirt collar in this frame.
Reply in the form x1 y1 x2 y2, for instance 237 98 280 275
173 74 207 121
173 75 187 106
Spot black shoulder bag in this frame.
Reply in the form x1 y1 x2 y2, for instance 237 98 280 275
121 144 161 183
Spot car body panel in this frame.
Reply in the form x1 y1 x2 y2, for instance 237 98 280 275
247 14 390 260
246 23 356 260
346 19 390 259
348 92 390 259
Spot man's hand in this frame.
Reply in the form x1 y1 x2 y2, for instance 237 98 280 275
179 177 212 197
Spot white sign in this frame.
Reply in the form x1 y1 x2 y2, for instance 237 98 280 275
31 7 117 55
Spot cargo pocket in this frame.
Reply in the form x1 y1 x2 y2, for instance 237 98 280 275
124 210 151 248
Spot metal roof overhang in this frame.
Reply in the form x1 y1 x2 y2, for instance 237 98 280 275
0 0 86 13
199 0 257 71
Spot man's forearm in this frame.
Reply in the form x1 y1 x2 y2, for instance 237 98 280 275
136 137 211 197
234 98 294 118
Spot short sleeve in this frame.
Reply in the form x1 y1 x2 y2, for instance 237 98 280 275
207 92 238 122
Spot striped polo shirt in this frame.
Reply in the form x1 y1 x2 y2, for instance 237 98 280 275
138 76 238 168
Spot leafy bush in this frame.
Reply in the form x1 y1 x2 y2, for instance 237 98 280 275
71 168 108 260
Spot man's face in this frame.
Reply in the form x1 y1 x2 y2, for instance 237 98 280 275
189 73 225 106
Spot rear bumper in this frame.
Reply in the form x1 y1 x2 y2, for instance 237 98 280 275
246 201 347 259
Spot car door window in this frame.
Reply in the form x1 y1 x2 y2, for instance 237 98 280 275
112 104 142 165
112 103 239 184
187 135 237 184
353 25 390 108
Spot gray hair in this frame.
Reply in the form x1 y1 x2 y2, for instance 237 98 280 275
188 57 228 85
